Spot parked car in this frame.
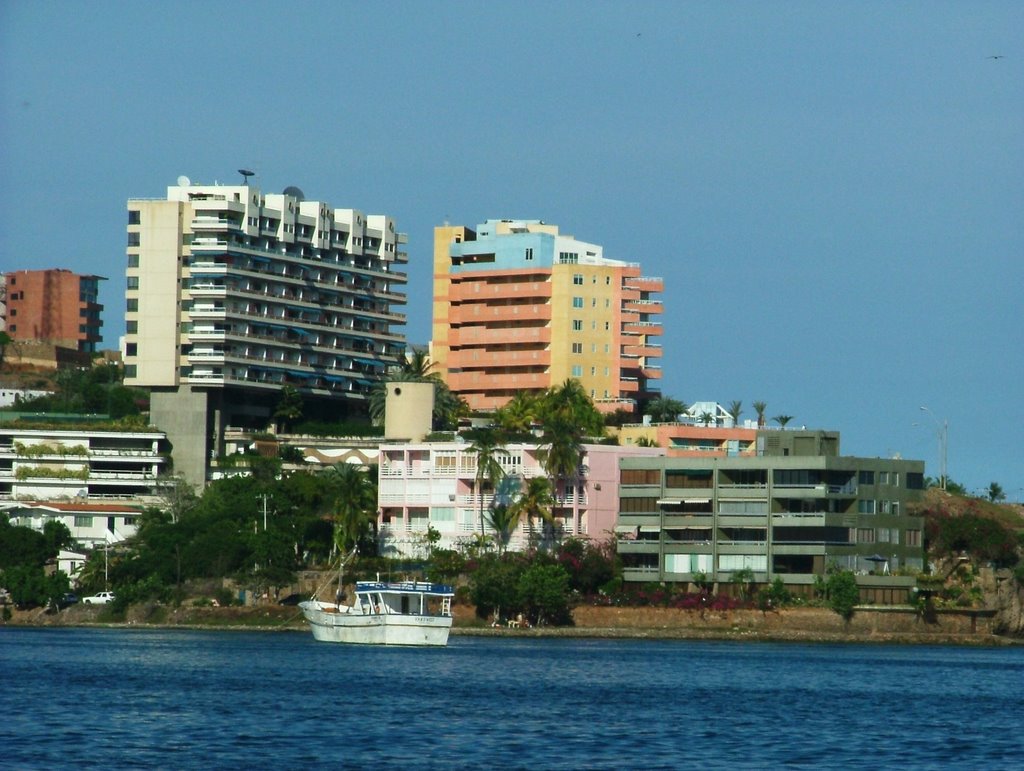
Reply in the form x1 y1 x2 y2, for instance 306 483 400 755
82 591 115 605
57 593 79 609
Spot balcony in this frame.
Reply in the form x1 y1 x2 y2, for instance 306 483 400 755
623 321 663 336
449 349 549 368
450 325 551 346
624 276 663 292
449 280 551 302
452 304 552 324
623 299 664 315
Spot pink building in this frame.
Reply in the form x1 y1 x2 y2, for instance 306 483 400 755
377 441 663 557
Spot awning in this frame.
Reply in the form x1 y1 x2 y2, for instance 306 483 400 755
639 526 661 533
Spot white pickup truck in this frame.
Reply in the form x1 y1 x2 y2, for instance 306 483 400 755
82 591 116 604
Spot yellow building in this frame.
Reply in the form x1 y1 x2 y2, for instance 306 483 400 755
431 219 663 413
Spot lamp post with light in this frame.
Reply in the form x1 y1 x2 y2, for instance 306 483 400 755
920 406 948 491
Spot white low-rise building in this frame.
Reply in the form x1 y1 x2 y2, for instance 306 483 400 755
0 424 168 502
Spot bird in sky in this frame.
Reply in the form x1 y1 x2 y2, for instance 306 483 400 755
987 55 1005 59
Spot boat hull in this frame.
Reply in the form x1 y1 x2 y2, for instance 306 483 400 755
299 601 452 646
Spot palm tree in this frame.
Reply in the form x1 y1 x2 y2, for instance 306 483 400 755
538 416 584 544
727 400 743 427
772 414 794 428
987 482 1006 503
752 401 767 428
468 427 506 537
495 390 541 436
325 463 377 555
485 503 520 554
542 379 605 437
699 411 715 427
644 396 687 423
400 347 434 378
511 475 554 542
274 385 304 433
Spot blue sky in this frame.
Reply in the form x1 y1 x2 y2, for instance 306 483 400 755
2 1 1021 498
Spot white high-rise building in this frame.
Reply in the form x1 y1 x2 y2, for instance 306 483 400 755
125 177 408 484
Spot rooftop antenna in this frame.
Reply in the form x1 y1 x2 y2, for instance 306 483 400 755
238 168 255 185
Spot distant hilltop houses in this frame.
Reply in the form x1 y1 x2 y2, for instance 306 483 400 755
0 173 927 597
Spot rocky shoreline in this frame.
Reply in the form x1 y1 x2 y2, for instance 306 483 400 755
3 602 1019 646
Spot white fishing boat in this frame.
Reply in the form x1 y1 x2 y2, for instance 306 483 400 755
299 580 454 646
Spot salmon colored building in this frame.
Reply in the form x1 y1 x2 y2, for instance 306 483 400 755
431 220 663 414
3 269 104 352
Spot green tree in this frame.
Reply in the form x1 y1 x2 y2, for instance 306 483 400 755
468 427 506 538
727 400 743 427
699 411 715 427
400 348 434 378
469 553 524 622
826 570 860 621
485 503 520 554
517 562 571 626
752 401 768 427
644 396 687 423
0 330 11 369
495 391 542 436
730 567 755 600
512 475 554 541
324 463 377 555
274 385 304 433
987 482 1005 503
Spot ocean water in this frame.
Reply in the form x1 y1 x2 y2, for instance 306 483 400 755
2 627 1022 770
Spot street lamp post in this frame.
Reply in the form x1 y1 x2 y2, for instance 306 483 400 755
920 406 948 491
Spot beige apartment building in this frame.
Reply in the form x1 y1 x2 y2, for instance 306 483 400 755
124 177 407 484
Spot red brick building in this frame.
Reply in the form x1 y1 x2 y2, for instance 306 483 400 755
3 269 105 352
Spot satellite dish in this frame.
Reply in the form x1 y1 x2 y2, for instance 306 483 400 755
177 175 191 186
238 169 255 184
283 185 305 201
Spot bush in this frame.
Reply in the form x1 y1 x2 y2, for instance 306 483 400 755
826 570 860 621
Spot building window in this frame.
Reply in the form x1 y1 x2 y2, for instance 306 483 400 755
573 274 584 285
606 276 611 285
127 255 139 268
604 322 610 330
524 247 532 260
571 365 583 377
858 470 874 485
126 299 138 312
124 365 137 378
126 321 138 334
572 319 582 331
571 343 583 354
572 297 584 308
126 343 137 356
126 277 139 290
906 529 921 546
127 233 140 246
74 516 93 528
128 210 140 224
590 367 596 375
8 324 15 332
858 499 876 514
857 528 875 543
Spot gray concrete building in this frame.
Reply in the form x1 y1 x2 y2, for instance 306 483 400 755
617 446 926 594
